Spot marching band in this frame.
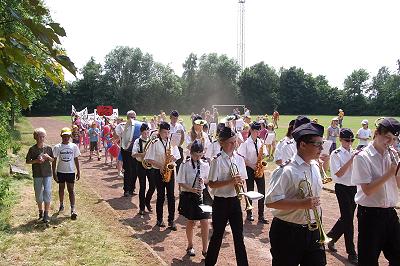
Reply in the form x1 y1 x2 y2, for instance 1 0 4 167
68 108 400 266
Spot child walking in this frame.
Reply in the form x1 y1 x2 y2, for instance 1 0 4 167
26 128 54 224
52 127 81 220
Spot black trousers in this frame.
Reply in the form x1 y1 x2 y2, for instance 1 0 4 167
245 166 265 218
121 148 137 193
205 196 248 266
136 162 155 211
327 183 357 255
357 205 400 266
269 218 326 266
175 146 184 173
152 169 175 223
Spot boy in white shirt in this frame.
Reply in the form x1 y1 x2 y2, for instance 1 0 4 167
355 119 371 150
52 127 81 220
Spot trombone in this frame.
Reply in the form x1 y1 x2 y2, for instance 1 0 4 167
298 171 332 244
229 158 253 212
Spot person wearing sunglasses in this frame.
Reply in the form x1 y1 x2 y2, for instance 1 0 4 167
266 121 327 265
326 128 358 265
352 117 400 266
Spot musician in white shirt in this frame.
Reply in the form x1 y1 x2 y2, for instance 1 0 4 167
177 141 210 257
238 122 269 224
352 117 400 266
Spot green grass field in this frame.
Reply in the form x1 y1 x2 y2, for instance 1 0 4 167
54 114 400 146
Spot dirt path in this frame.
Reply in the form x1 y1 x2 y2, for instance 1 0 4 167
29 117 395 266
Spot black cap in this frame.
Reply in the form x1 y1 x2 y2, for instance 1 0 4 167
218 126 236 141
170 110 179 117
289 119 295 126
159 121 170 130
340 128 354 139
379 117 400 136
140 123 150 132
190 140 204 153
294 115 310 129
250 122 261 130
292 122 324 142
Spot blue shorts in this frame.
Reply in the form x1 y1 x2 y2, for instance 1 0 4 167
56 172 75 184
118 150 123 161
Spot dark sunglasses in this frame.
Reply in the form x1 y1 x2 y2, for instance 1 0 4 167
342 138 355 142
306 140 324 147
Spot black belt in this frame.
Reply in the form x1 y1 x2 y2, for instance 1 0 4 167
358 205 396 214
273 217 316 229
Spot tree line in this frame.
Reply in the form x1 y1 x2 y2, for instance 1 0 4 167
30 46 400 117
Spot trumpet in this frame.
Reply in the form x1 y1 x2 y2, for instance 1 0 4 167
298 172 332 244
229 158 253 211
387 145 400 176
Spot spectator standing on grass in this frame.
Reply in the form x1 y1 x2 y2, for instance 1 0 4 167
26 128 54 224
52 127 81 220
356 120 371 150
327 117 340 154
338 109 345 128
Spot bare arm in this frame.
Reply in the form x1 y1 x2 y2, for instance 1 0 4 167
335 156 355 177
266 197 319 210
74 157 80 180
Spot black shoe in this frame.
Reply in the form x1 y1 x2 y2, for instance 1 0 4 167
145 203 153 212
43 212 49 223
139 210 145 215
327 240 337 252
123 191 129 197
38 210 43 220
186 247 195 257
258 217 269 224
156 220 165 227
246 214 254 222
71 211 78 220
168 221 177 231
348 254 358 265
58 205 65 213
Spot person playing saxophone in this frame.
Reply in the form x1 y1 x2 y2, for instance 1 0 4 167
237 121 269 224
144 121 181 230
265 121 327 266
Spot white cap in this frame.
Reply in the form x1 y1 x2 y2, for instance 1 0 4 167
361 119 368 125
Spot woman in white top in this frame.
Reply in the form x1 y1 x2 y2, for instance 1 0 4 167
355 119 371 150
352 117 400 266
185 115 210 155
177 140 210 257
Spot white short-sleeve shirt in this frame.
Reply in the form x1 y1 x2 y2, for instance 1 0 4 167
237 137 268 165
53 142 81 173
131 137 148 162
330 146 355 186
352 143 399 208
208 151 248 198
274 136 290 162
356 128 371 146
143 137 181 169
279 139 297 163
176 158 210 192
265 154 323 224
205 140 221 160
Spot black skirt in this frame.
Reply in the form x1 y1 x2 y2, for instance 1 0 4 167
178 190 210 221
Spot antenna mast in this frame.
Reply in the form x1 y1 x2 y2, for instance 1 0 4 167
237 0 245 70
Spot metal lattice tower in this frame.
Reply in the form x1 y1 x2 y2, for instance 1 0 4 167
237 0 245 70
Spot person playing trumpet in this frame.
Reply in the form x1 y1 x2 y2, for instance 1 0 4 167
352 117 400 266
205 126 249 266
265 122 327 266
238 121 269 223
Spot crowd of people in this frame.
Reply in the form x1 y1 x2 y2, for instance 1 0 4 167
26 107 400 266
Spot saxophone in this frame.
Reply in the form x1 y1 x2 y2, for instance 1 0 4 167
254 139 268 178
162 138 175 182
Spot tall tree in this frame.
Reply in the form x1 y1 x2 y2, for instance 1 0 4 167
343 69 370 114
238 62 279 114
